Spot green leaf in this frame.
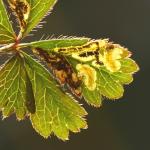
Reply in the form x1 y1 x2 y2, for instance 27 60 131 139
22 52 87 140
24 38 90 50
96 60 139 99
97 68 124 99
82 84 102 107
0 55 28 120
67 56 134 100
22 0 57 37
66 57 102 107
120 58 139 73
111 72 133 85
0 0 15 44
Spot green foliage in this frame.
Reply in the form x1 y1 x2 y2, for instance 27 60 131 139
0 0 139 140
0 0 15 44
22 0 57 37
23 52 87 140
0 55 28 119
26 38 90 49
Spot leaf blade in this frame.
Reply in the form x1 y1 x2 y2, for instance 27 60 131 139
22 38 90 50
97 68 124 99
111 71 133 85
22 0 57 37
0 0 15 44
22 52 87 140
0 55 28 119
66 57 102 107
82 84 102 107
120 58 139 73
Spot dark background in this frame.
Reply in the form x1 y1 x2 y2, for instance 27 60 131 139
0 0 150 150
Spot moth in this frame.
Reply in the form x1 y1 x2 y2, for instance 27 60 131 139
32 48 82 97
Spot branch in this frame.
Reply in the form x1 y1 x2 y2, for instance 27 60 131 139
0 43 15 54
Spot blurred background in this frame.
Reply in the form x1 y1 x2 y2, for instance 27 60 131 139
0 0 150 150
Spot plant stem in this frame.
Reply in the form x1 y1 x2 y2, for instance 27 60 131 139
0 43 15 53
0 42 32 54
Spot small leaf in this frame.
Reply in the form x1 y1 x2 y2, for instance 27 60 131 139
96 62 139 99
111 72 133 85
26 38 90 50
97 68 124 99
82 84 102 107
0 0 15 44
22 52 87 140
120 58 139 73
0 54 29 119
68 56 133 101
66 57 102 107
22 0 57 37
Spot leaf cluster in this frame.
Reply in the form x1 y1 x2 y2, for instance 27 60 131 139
0 0 139 140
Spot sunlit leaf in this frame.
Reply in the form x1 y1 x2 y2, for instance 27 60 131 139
0 0 140 141
67 56 138 101
0 55 29 119
120 58 139 73
29 38 139 103
96 61 138 99
82 84 102 107
22 0 57 37
0 0 15 44
24 38 90 50
110 71 133 85
22 52 87 140
96 68 124 99
66 57 102 106
32 47 82 97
